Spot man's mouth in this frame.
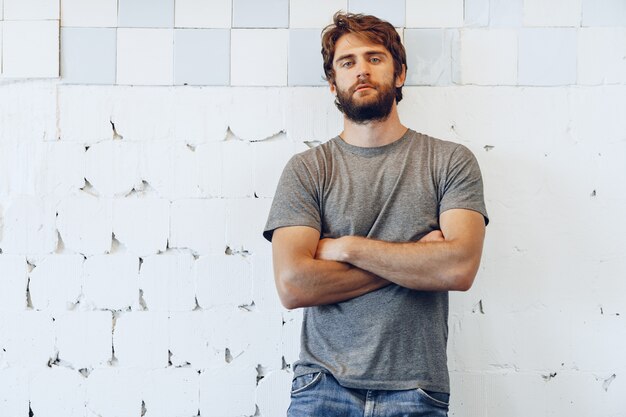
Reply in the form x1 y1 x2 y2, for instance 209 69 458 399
355 83 374 92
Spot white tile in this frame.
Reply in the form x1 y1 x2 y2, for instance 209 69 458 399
464 0 489 27
460 29 517 85
578 28 626 85
175 0 232 28
489 0 523 27
406 0 464 28
233 0 288 28
117 28 173 85
118 0 174 28
60 0 117 27
2 20 59 78
348 0 406 27
3 0 59 20
524 0 582 27
231 29 287 86
518 28 577 86
289 0 346 28
582 0 626 26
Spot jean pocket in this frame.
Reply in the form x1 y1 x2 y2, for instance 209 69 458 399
416 388 450 409
290 372 323 395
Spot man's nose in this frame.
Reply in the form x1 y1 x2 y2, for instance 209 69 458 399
355 60 370 78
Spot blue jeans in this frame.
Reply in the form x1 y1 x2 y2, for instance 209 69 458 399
287 372 450 417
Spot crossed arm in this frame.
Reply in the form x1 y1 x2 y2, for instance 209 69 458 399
271 208 486 309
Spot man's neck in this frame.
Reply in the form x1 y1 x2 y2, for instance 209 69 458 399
339 105 408 148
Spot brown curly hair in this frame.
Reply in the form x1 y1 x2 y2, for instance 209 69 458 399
321 11 407 104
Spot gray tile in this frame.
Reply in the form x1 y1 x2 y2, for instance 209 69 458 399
465 0 490 27
232 0 288 28
518 28 577 86
348 0 405 27
61 27 116 84
174 29 230 85
118 0 174 28
288 29 326 86
404 29 457 86
489 0 523 27
582 0 626 26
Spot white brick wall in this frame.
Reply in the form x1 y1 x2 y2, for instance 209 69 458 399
0 1 625 416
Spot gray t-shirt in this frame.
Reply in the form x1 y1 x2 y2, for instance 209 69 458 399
263 129 488 393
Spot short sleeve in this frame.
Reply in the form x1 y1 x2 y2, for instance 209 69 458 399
439 145 489 225
263 154 322 242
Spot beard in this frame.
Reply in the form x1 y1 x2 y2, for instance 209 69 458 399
334 78 397 124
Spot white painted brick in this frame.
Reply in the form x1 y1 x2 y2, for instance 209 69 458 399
229 88 285 141
0 142 84 197
289 0 346 28
226 197 272 254
231 29 288 86
54 311 112 369
578 28 626 85
460 29 517 85
111 87 176 141
142 368 199 417
0 255 27 311
30 367 85 417
28 254 83 311
112 197 169 256
168 311 225 369
0 81 57 142
523 0 582 27
518 28 577 86
223 309 283 370
252 252 283 313
570 86 626 143
85 140 142 197
572 315 626 372
222 140 255 197
3 0 58 19
113 311 169 368
0 312 54 367
175 0 231 28
406 0 464 28
85 368 143 417
196 142 223 197
582 0 626 27
0 368 28 417
195 253 252 309
83 254 138 310
285 87 343 142
2 20 59 78
172 87 229 143
56 195 113 255
170 199 227 255
199 363 257 417
0 196 57 255
57 86 115 143
117 28 174 86
37 142 86 197
140 142 201 199
489 0 523 27
252 136 297 198
138 252 196 312
61 0 117 27
281 309 302 366
256 370 292 417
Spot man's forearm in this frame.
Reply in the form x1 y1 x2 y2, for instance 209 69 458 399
344 237 475 291
276 257 390 309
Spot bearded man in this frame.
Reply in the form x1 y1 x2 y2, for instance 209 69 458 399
263 12 489 417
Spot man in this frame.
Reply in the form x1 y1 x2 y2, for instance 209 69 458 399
263 12 488 417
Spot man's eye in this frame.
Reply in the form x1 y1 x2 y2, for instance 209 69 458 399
342 61 353 68
370 57 381 63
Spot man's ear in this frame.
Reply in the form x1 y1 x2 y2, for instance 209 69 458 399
395 64 406 88
329 80 337 95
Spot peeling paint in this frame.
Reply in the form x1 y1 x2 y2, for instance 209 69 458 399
484 145 495 151
541 372 557 381
602 374 616 391
472 299 485 314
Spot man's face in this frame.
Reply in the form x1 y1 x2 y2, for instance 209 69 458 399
330 33 405 124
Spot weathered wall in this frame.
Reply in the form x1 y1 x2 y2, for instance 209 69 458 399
0 1 625 416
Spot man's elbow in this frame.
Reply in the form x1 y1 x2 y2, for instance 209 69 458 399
448 261 480 291
275 270 307 309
